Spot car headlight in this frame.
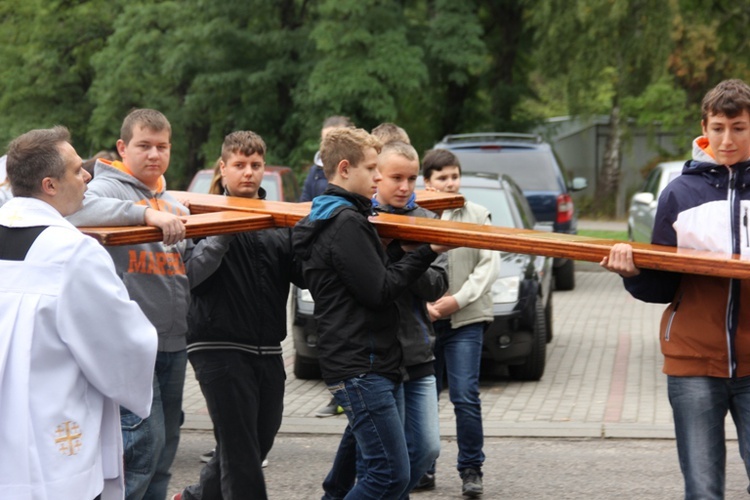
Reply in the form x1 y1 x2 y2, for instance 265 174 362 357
491 276 520 304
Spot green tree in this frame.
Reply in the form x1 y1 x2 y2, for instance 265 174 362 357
418 0 488 140
0 0 121 152
671 1 750 104
88 0 314 186
529 0 677 216
303 0 428 133
477 0 536 131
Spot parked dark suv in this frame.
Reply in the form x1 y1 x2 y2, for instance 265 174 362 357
433 133 587 290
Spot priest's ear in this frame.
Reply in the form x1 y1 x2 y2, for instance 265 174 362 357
40 176 58 197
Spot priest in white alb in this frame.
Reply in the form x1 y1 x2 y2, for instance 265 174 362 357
0 126 157 500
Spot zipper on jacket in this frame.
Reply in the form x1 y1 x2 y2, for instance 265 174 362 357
664 290 683 342
745 207 749 248
728 169 740 377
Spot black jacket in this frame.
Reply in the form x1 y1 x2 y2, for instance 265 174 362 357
292 184 439 383
187 189 305 355
372 195 448 380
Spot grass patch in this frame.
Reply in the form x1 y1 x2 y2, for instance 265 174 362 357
578 228 629 241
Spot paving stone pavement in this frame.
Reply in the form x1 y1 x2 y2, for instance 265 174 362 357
181 267 737 440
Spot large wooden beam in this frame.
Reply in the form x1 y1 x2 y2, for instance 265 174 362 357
83 191 750 280
82 211 275 246
372 213 750 280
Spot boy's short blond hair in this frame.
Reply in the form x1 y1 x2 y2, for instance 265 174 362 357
371 123 411 145
320 128 382 180
120 108 171 144
221 131 267 162
322 115 354 130
702 79 750 123
380 141 418 163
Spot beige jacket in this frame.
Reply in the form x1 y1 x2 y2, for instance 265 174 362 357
441 200 499 329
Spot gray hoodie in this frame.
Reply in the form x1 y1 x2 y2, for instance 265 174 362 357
67 159 192 351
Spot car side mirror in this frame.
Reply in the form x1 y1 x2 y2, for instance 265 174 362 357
632 192 655 205
570 177 587 191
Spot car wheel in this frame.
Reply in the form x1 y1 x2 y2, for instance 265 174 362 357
509 299 547 381
294 353 321 380
555 259 575 291
545 293 553 343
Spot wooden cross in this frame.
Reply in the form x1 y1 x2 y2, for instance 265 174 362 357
80 190 750 280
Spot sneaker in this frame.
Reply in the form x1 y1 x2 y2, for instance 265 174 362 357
412 472 435 491
171 494 182 500
315 397 344 418
460 468 483 498
199 448 214 463
262 458 269 468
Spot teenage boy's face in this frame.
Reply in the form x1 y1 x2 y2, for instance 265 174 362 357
117 126 171 190
425 165 461 193
376 152 418 208
221 151 265 198
347 147 381 198
702 110 750 166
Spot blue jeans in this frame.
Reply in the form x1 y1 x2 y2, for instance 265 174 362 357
668 375 750 499
432 320 485 472
322 375 441 499
122 349 187 500
324 374 410 499
396 375 441 493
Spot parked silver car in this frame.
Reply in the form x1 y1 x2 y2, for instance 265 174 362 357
627 161 684 243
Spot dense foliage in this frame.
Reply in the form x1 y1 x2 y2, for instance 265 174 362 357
1 0 747 210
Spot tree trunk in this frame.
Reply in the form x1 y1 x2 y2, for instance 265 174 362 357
594 104 622 216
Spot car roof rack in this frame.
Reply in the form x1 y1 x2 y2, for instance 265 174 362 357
439 132 542 144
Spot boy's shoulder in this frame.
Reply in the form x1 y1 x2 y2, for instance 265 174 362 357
406 204 438 219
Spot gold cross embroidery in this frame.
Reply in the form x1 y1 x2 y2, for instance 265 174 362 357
1 209 24 226
55 421 82 456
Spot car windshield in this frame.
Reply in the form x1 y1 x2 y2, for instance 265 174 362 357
454 150 560 191
190 172 213 193
460 186 516 228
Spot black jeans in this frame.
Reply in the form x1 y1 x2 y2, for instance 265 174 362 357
183 350 285 500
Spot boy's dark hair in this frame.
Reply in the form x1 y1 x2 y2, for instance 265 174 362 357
221 131 266 162
320 128 382 180
7 126 70 197
121 108 172 144
322 115 354 130
422 148 461 180
701 79 750 123
371 123 410 145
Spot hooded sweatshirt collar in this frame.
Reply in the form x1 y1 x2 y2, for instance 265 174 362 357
309 184 375 222
96 159 166 193
371 192 417 214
